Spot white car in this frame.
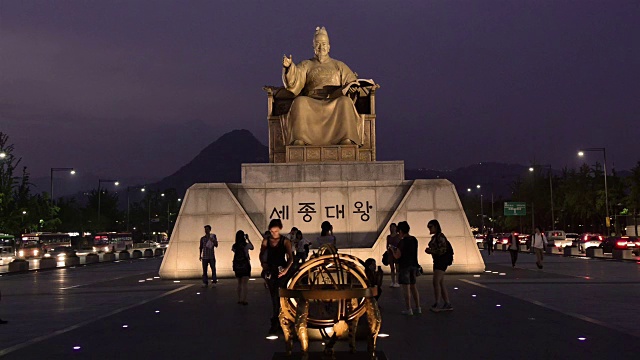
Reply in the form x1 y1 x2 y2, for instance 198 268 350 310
546 230 571 248
577 234 604 252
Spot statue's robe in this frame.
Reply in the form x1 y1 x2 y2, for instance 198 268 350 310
282 57 363 146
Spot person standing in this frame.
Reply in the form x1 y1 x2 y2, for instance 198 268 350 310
316 221 337 248
507 230 519 268
199 225 218 288
232 230 254 305
390 221 421 315
294 230 311 264
531 226 547 269
485 230 494 255
425 219 454 312
386 223 401 288
260 219 294 334
364 258 384 303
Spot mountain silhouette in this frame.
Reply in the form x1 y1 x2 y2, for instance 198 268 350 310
150 129 268 193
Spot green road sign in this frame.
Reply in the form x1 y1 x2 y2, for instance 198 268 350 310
504 202 526 216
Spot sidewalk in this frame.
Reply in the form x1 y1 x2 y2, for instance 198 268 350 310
2 252 639 359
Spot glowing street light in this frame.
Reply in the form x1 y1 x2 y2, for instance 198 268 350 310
98 179 119 230
577 148 609 233
50 167 76 201
0 152 6 159
127 185 147 231
529 167 534 172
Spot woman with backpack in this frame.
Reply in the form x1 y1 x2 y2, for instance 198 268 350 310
232 230 254 305
425 219 454 312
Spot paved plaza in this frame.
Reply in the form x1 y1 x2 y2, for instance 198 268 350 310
1 251 639 359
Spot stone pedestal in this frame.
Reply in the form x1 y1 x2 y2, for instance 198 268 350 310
160 162 484 279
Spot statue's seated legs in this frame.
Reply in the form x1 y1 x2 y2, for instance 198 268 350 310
287 96 362 146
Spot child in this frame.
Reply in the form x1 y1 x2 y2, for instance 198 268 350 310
364 258 383 303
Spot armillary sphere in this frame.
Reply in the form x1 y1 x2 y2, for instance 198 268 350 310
279 245 381 359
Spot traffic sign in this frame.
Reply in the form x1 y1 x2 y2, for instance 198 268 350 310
504 202 526 216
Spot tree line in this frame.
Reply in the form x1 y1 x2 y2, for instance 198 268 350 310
462 162 640 236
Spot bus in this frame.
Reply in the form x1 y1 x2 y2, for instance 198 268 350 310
1 233 16 264
18 232 72 258
92 232 133 252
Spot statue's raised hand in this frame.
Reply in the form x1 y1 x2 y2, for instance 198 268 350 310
282 54 293 68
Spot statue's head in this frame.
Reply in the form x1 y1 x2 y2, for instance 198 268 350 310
313 26 330 58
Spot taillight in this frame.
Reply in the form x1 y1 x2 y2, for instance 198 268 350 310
598 236 603 241
616 241 627 247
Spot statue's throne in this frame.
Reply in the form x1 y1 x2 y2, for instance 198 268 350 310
263 82 379 163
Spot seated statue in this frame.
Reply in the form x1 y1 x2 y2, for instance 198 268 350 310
282 27 367 147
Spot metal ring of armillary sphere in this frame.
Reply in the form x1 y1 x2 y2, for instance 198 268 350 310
278 244 382 358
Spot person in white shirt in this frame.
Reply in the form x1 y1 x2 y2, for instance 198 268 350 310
530 227 548 269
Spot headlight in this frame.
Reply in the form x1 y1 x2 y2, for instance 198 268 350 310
19 250 24 257
92 247 96 252
34 250 39 256
104 246 109 252
58 254 66 259
44 253 51 258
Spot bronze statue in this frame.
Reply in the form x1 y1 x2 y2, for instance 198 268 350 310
282 27 365 147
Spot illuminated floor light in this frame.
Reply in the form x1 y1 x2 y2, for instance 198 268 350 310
173 280 180 283
196 292 201 295
154 276 160 279
377 333 390 338
453 287 459 290
73 346 81 350
249 278 256 281
138 280 145 283
122 325 128 328
473 275 480 278
485 270 491 273
155 310 160 313
146 278 153 281
578 337 586 341
492 271 498 274
472 295 477 297
499 273 506 276
266 335 278 340
496 304 501 307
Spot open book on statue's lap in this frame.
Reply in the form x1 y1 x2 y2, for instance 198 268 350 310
341 79 376 96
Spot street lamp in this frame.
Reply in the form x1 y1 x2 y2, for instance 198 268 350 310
529 164 554 230
50 167 76 202
126 186 146 232
578 148 610 233
468 185 484 234
98 179 119 231
0 152 6 159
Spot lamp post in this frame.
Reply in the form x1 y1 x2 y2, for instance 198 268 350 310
467 184 484 234
578 148 609 234
98 179 119 231
50 168 76 202
529 164 554 230
126 186 146 232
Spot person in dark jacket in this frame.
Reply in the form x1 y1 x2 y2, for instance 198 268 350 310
390 221 421 315
425 219 453 312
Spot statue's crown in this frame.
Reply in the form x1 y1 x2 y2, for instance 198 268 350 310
314 26 329 39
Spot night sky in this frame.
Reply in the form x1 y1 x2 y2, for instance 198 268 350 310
1 1 639 181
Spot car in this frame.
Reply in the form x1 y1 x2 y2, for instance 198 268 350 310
474 234 485 245
566 233 580 246
45 246 76 260
599 236 639 254
575 234 603 252
545 230 570 248
494 233 513 246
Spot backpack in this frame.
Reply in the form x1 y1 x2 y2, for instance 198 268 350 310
444 238 454 266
